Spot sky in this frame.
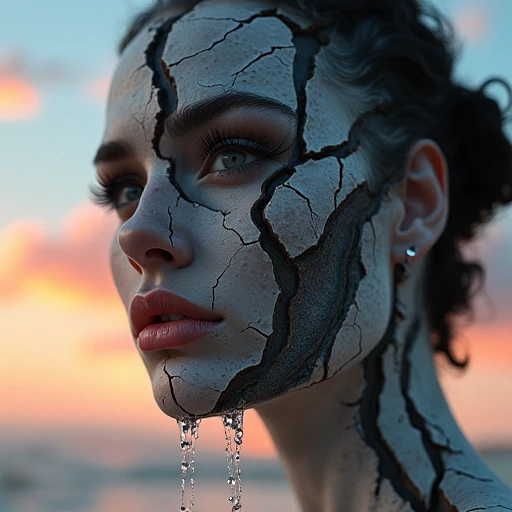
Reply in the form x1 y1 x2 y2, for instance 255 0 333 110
0 0 512 460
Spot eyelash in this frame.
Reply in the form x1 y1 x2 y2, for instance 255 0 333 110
90 128 289 209
89 171 142 211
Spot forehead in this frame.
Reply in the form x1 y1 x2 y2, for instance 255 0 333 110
104 0 352 159
105 1 301 146
162 0 298 109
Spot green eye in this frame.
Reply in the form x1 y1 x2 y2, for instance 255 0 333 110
221 150 247 169
118 185 143 208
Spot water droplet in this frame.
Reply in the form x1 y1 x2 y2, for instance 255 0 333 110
222 409 244 511
177 417 201 511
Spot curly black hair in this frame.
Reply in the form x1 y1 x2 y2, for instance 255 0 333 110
119 0 512 368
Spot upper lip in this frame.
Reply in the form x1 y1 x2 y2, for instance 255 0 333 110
130 290 223 336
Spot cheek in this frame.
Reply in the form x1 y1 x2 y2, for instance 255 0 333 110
263 155 393 384
110 232 139 310
323 210 393 379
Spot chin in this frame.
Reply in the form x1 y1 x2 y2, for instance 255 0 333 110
149 360 242 419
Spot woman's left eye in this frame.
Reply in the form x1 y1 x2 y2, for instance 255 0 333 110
210 149 260 174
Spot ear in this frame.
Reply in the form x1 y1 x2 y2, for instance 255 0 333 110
391 139 449 264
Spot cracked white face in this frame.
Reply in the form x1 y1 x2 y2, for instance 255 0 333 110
99 0 399 418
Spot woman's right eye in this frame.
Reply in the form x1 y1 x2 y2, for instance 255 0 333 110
116 184 144 209
90 175 145 213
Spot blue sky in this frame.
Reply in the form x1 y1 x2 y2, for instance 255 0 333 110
1 0 512 230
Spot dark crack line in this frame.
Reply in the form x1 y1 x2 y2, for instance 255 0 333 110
213 165 300 413
166 367 223 394
167 206 174 246
145 17 180 154
145 17 233 216
163 365 195 417
240 324 269 339
401 319 444 511
221 213 259 246
166 7 280 68
368 217 378 266
374 475 384 500
181 8 329 37
167 22 244 67
304 103 398 164
228 45 294 90
131 113 150 143
212 244 245 310
326 299 363 380
360 313 428 511
425 422 463 455
290 33 325 164
444 468 493 483
282 183 320 239
334 158 344 210
215 30 331 404
400 318 463 511
466 507 512 511
437 489 459 512
400 319 466 512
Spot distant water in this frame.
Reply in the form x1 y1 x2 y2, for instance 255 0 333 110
1 479 299 512
0 428 510 512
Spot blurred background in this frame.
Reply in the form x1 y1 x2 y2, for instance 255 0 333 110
0 0 511 510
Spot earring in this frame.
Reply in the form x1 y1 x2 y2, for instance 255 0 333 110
393 246 417 320
395 246 417 283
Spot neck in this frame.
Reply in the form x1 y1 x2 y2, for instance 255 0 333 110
256 268 510 512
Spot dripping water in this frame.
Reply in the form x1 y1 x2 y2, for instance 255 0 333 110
222 409 244 511
177 417 201 512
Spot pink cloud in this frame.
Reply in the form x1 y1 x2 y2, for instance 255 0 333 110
0 49 79 86
0 49 115 106
453 5 490 44
0 74 40 120
0 202 119 304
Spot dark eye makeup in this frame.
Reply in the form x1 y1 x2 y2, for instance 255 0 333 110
90 126 293 211
89 171 145 211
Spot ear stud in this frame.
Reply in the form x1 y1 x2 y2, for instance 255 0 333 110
395 246 417 283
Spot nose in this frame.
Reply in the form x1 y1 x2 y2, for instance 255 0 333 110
117 202 194 275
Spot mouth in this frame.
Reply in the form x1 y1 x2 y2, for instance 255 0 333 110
129 290 223 352
159 313 186 322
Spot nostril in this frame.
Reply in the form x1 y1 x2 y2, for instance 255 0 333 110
145 248 173 262
128 257 142 274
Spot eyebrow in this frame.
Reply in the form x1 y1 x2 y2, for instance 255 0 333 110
165 92 296 138
93 92 296 165
93 140 133 165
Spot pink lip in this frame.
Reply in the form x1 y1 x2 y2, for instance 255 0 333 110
130 290 223 352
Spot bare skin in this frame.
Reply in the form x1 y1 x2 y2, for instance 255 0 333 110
94 0 512 510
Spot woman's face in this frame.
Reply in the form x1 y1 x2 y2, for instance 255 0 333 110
97 0 399 418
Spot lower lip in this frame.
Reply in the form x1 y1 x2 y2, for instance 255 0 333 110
138 318 222 352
